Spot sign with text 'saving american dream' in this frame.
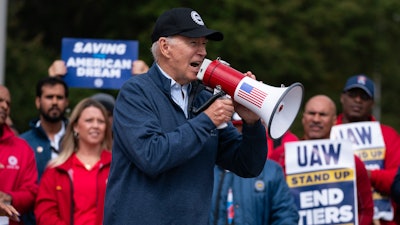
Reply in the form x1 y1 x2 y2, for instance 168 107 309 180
61 37 138 90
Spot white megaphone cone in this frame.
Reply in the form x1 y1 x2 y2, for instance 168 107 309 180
197 58 304 139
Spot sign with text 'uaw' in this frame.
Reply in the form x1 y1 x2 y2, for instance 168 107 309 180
285 139 358 225
330 121 393 221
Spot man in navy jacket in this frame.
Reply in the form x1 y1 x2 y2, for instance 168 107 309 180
103 7 268 225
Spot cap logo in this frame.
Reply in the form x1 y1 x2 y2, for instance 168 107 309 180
191 11 205 26
357 76 367 85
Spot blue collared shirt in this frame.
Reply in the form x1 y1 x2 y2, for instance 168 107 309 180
157 64 190 118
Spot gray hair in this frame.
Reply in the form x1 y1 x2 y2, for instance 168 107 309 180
150 36 176 62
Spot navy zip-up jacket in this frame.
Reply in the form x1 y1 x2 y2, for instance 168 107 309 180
209 160 299 225
20 118 68 180
103 64 268 225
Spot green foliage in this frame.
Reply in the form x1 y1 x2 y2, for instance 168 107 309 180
5 0 400 136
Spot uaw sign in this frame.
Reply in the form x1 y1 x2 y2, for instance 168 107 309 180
285 139 358 225
330 121 393 221
0 216 9 225
61 37 139 89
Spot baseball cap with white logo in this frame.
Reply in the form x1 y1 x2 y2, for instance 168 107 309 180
343 74 375 99
151 8 223 43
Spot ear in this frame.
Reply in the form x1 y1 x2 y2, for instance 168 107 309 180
65 98 70 108
159 38 171 58
369 100 375 109
340 93 345 105
35 97 40 109
331 114 337 126
73 123 78 133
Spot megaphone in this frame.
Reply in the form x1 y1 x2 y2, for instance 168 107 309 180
197 58 304 139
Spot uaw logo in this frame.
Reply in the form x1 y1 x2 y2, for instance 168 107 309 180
6 155 20 170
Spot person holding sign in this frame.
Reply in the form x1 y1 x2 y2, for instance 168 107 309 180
270 95 374 225
337 75 400 224
0 85 39 225
103 7 268 225
48 59 149 77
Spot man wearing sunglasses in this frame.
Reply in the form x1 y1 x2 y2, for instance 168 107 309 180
338 74 400 225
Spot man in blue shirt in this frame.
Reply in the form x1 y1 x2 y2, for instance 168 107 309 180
104 7 268 225
20 77 69 180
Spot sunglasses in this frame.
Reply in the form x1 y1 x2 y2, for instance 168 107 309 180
344 90 372 101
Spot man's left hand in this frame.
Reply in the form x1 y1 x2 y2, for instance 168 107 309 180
234 71 261 125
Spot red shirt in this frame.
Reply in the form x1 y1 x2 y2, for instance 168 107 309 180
72 155 100 225
35 151 111 225
0 125 38 225
266 130 298 158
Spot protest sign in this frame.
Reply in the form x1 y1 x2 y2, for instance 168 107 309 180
285 139 358 225
331 121 393 221
61 37 138 89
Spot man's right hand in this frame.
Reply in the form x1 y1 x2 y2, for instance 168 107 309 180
203 98 234 127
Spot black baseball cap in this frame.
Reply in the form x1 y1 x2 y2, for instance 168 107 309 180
151 8 224 43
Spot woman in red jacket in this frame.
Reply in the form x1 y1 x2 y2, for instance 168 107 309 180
35 98 112 225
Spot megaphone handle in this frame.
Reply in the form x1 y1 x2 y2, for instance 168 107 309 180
192 90 226 115
214 86 229 129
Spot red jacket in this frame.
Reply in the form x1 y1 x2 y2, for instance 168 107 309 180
336 114 400 225
270 140 374 225
266 130 298 158
0 125 38 225
34 151 111 225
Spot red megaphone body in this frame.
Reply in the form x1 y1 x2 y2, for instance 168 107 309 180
197 58 304 139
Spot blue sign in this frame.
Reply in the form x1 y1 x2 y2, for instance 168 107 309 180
331 122 393 220
285 139 358 225
61 37 139 89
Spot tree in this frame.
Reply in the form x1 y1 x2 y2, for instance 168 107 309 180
6 0 400 135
